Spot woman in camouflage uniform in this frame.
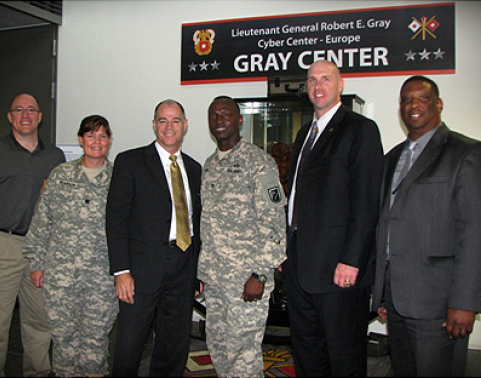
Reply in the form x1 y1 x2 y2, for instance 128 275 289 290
23 115 118 377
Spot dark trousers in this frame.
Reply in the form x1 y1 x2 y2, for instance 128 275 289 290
112 246 195 377
383 263 468 377
285 233 370 377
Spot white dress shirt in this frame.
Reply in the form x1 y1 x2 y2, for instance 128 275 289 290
155 142 194 241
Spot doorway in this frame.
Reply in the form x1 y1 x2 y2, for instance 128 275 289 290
235 93 365 344
0 24 58 143
237 94 365 194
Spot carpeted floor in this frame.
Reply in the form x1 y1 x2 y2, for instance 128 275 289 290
6 307 481 377
181 321 296 377
3 311 392 377
135 320 392 377
184 347 295 377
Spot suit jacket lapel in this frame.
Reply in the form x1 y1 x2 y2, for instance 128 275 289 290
309 105 345 157
182 153 200 208
288 123 309 192
291 125 307 163
383 145 403 207
287 105 345 192
144 142 169 192
388 124 448 210
401 124 448 191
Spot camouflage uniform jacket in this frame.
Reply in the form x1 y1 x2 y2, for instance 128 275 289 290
23 158 113 286
199 138 287 292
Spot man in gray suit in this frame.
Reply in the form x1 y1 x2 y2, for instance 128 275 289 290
372 75 481 377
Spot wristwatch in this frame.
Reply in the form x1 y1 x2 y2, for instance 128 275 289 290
252 272 267 283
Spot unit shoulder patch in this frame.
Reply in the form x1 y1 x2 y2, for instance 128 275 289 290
259 171 286 208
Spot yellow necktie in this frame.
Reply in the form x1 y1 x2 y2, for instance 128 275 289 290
169 155 191 251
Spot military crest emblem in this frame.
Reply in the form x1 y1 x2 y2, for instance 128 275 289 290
193 29 215 56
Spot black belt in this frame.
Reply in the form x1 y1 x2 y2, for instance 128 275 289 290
0 228 25 236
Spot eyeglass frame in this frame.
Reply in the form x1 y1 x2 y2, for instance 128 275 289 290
9 107 41 115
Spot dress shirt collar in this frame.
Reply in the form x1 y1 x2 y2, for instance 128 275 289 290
154 141 182 163
407 123 441 153
312 101 341 134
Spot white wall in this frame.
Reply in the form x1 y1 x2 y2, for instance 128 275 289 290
56 0 481 349
57 0 481 162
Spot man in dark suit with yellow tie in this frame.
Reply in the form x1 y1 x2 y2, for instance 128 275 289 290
106 99 202 377
372 76 481 376
284 60 384 376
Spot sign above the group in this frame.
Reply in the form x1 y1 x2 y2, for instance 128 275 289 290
181 2 454 85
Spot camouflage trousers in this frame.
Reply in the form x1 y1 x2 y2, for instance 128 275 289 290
204 284 269 378
44 278 118 377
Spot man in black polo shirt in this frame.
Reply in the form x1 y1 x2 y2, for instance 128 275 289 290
0 93 65 377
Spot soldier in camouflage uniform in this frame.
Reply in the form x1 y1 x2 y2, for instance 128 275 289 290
198 96 287 378
22 115 118 377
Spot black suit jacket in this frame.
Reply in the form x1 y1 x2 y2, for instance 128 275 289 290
372 124 481 318
106 142 202 293
288 105 384 293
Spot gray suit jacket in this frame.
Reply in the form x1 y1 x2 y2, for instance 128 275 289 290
372 123 481 319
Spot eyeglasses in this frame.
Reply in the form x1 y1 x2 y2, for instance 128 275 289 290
9 107 40 115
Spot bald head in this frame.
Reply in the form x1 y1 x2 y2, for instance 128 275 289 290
308 60 341 80
307 60 344 118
